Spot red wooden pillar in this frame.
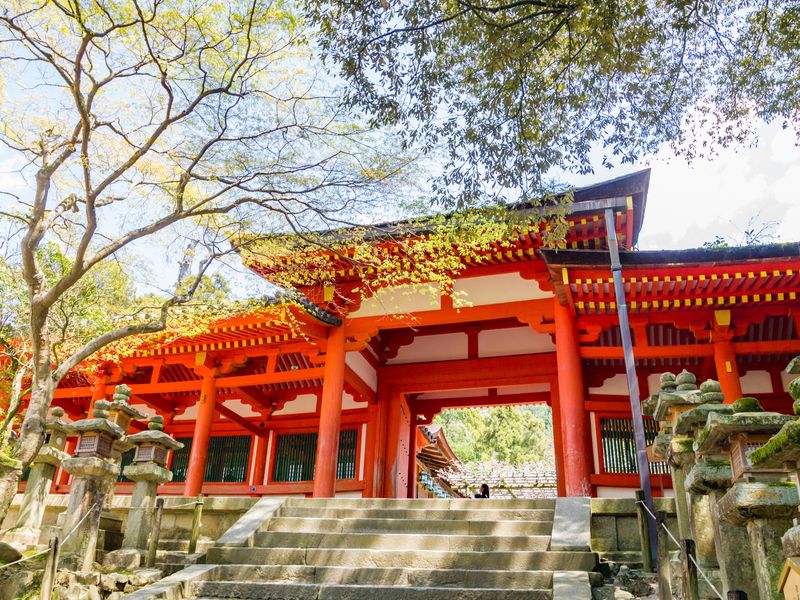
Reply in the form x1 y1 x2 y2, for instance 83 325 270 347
712 311 743 403
251 434 269 489
549 381 567 497
184 374 217 496
553 298 593 496
312 326 347 498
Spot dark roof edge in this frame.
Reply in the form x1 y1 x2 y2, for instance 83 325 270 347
539 241 800 268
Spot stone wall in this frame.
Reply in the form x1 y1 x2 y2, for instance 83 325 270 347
591 497 677 565
1 494 257 548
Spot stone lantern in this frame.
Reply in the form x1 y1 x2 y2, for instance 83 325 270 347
6 407 74 547
645 371 725 599
59 401 126 571
104 416 183 570
695 397 796 600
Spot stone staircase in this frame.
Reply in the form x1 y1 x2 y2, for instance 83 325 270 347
177 497 599 600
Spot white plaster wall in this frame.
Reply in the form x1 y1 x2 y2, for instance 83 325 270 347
589 374 630 395
453 273 552 306
343 391 368 410
223 398 262 417
350 283 440 318
174 404 197 421
647 374 662 396
740 370 773 394
782 371 797 392
335 491 364 498
273 393 317 416
389 333 468 364
497 383 550 395
417 388 487 400
590 411 600 474
478 327 556 358
130 404 156 418
346 351 377 391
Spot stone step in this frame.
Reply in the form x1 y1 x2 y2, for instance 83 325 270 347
190 581 552 600
212 564 554 588
252 531 552 552
277 506 555 522
265 516 553 536
281 497 556 510
207 546 597 572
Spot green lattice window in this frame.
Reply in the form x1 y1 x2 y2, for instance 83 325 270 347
272 429 358 483
170 435 252 483
599 417 670 475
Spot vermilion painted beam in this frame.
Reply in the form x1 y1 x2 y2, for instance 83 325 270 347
378 353 557 393
54 367 326 398
344 365 377 403
215 403 265 437
347 298 553 333
411 391 550 413
580 345 715 359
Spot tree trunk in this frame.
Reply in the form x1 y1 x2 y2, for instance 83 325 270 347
0 464 22 529
0 307 54 525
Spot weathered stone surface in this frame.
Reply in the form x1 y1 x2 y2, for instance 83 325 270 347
125 429 184 450
718 480 799 525
733 396 764 413
750 418 800 468
103 547 142 570
782 524 800 556
0 540 23 562
591 516 618 552
0 569 38 600
748 517 794 600
69 417 125 438
123 462 172 483
552 571 590 600
695 411 794 454
550 497 591 551
32 444 70 466
61 455 119 478
685 461 732 495
674 403 733 436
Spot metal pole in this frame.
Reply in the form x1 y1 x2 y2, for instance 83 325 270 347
604 207 657 565
634 489 653 572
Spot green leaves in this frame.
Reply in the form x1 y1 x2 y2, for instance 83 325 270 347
434 405 555 467
308 0 800 207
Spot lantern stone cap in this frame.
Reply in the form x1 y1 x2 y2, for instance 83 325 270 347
652 390 703 422
685 460 732 495
33 445 69 466
674 404 733 436
651 432 672 459
45 407 75 435
694 411 794 454
749 419 800 469
122 462 173 484
70 418 125 439
125 430 184 450
786 355 800 375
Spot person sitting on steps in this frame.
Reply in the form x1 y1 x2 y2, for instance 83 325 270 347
474 483 490 498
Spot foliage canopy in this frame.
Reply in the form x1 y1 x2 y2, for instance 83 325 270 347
308 0 800 207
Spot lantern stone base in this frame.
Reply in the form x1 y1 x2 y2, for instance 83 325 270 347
103 547 143 571
718 481 798 600
706 488 759 599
